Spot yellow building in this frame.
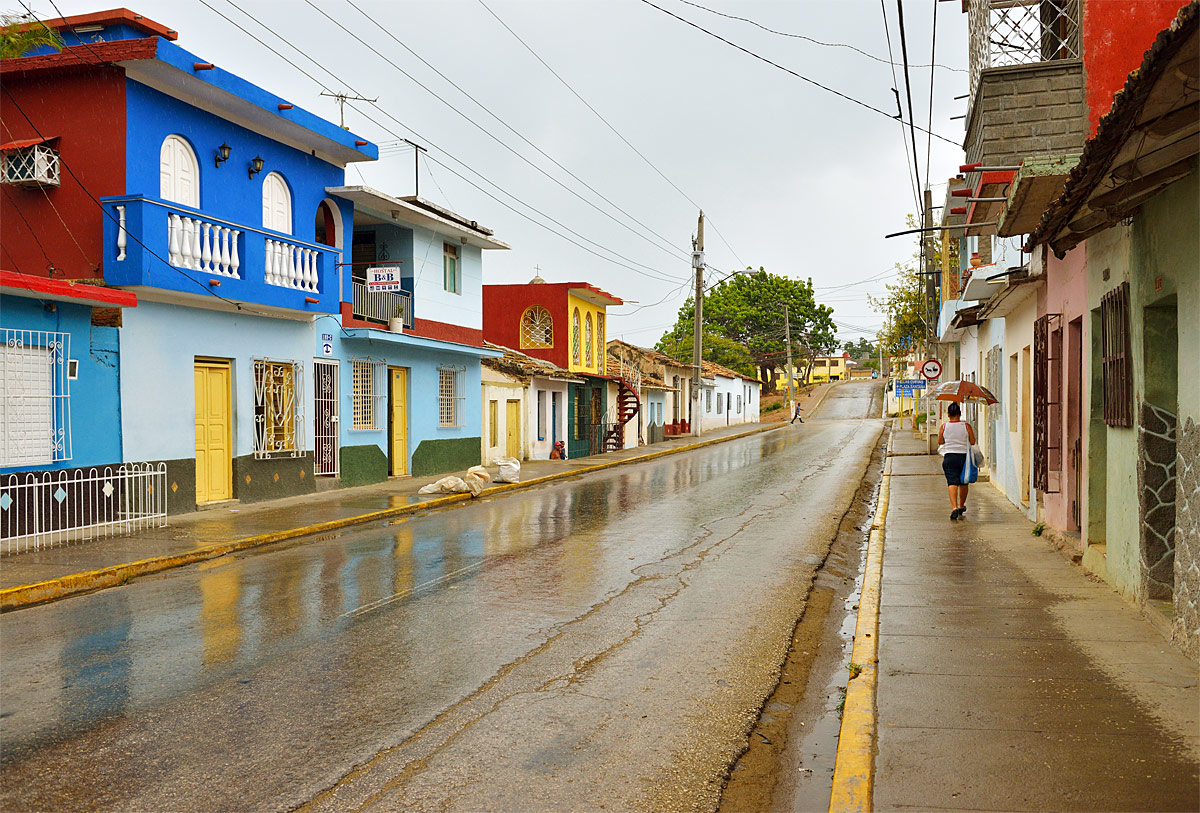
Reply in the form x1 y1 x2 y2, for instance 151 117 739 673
773 353 852 389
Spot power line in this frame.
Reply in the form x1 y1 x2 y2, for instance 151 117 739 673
674 0 966 73
895 0 923 205
196 0 688 286
879 0 921 213
925 0 938 188
638 0 959 146
325 0 692 265
475 0 750 269
1 185 54 270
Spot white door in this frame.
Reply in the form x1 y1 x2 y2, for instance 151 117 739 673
0 343 53 466
262 172 292 235
160 135 199 208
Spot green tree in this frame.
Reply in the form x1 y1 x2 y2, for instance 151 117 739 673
656 269 837 391
1 14 63 60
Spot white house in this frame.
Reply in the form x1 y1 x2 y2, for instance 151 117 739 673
481 343 579 463
606 340 694 448
699 361 761 432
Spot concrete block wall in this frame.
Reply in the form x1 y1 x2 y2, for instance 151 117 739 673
964 61 1087 166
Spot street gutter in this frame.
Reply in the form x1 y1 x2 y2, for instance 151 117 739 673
1 386 839 613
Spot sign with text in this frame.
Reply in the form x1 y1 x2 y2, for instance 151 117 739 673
366 266 404 292
897 378 927 397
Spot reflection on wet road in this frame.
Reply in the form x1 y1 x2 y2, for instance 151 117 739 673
1 382 883 812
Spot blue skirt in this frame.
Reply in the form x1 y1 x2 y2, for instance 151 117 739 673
943 453 967 486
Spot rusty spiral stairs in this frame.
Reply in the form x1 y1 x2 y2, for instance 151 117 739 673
603 377 640 452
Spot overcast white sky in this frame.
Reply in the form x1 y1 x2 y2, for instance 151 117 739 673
36 0 970 347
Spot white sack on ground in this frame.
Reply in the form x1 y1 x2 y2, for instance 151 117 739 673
467 465 492 483
417 476 471 495
494 456 521 484
463 471 488 496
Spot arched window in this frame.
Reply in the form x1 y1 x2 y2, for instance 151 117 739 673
571 308 581 365
520 305 553 349
262 171 292 235
584 313 594 367
596 313 606 374
159 134 199 207
314 199 340 247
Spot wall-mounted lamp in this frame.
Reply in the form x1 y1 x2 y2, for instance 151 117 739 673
248 155 264 179
215 142 231 168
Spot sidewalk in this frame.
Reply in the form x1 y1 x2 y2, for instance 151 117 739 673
872 427 1199 809
0 413 817 608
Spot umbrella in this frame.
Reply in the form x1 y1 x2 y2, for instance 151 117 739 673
931 379 999 404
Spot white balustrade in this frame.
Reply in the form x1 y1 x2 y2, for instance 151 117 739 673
265 238 320 292
167 212 241 278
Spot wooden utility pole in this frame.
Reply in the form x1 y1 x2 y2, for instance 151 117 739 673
784 304 795 416
691 210 705 437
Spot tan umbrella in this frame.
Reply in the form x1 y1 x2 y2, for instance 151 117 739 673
931 379 999 404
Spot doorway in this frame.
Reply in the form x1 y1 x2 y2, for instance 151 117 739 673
194 359 232 503
1141 298 1179 600
506 399 522 459
1021 346 1032 504
313 359 339 476
1067 318 1083 530
389 367 408 476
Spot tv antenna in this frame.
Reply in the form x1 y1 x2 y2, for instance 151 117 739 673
319 91 377 129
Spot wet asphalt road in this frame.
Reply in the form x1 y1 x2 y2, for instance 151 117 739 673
1 382 883 812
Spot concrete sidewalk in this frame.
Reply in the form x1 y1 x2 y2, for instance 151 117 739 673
873 428 1199 810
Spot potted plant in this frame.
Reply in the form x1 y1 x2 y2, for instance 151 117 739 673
389 302 405 333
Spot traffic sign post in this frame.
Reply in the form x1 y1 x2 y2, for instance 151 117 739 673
920 358 942 380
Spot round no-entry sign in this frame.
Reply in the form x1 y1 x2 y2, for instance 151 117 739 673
920 359 942 380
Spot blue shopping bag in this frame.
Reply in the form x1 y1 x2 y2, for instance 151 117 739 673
961 447 979 484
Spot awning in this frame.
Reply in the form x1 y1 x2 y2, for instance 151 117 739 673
340 327 502 358
1 270 137 308
0 136 57 151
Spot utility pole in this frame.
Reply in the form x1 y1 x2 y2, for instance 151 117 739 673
403 139 428 197
691 210 705 438
784 303 795 417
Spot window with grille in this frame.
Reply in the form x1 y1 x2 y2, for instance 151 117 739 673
968 0 1081 93
253 359 303 457
1100 282 1132 427
706 389 713 413
1 143 61 188
488 400 498 446
571 309 581 365
439 366 465 427
520 306 553 348
351 359 384 430
584 313 594 367
0 329 71 467
596 314 605 374
443 243 460 294
737 395 743 414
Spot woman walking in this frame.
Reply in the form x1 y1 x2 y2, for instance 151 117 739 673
938 402 976 520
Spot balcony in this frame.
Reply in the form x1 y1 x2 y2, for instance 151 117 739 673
100 195 338 314
964 0 1086 170
350 280 413 329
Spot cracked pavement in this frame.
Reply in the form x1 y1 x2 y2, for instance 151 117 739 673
1 382 884 812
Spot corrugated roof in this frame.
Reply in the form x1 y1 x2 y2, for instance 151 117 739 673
482 342 579 382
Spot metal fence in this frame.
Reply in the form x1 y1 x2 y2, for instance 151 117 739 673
969 0 1081 93
0 463 168 555
351 281 413 328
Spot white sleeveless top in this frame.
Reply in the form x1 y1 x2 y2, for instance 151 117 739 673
941 420 971 454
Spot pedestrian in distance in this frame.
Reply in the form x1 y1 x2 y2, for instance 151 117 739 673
938 401 975 520
790 401 804 424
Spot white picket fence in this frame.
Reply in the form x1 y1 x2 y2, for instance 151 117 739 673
0 463 168 556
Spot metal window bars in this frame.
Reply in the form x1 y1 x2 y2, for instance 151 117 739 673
1033 313 1063 492
351 358 387 430
1100 282 1133 427
438 365 466 428
1 329 71 467
313 359 339 477
0 463 167 555
520 306 553 348
968 0 1081 93
252 358 305 458
1 143 61 188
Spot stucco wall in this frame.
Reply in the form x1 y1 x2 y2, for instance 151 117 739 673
1 298 124 472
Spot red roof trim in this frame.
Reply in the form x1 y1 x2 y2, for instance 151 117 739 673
0 270 138 308
0 37 158 74
31 8 177 40
0 136 58 151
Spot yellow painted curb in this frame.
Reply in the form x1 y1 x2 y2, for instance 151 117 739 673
1 421 786 612
829 429 892 812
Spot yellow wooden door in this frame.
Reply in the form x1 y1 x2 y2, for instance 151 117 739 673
390 367 408 476
506 399 521 459
194 361 232 503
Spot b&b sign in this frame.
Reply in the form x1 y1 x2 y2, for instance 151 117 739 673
366 266 404 292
